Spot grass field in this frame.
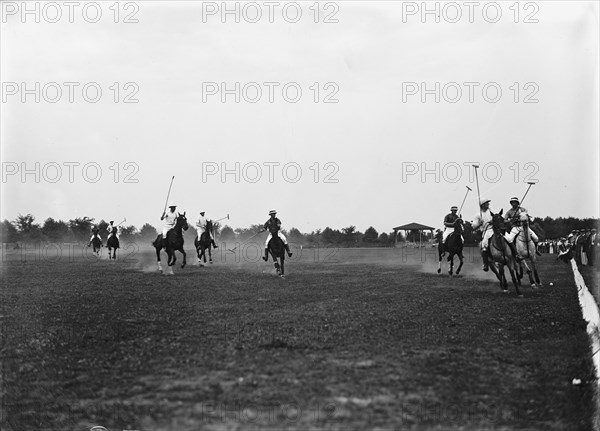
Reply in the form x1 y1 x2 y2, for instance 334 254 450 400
0 245 597 431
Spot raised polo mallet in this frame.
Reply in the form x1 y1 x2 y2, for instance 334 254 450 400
227 230 264 253
519 182 536 206
162 176 175 215
472 164 482 219
458 186 472 216
214 214 230 223
116 217 127 227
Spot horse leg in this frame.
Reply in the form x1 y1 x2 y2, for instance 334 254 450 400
521 260 535 287
181 248 186 269
437 246 442 274
448 254 454 276
280 256 285 277
497 264 509 292
509 265 522 297
155 245 162 272
456 253 464 275
208 246 213 264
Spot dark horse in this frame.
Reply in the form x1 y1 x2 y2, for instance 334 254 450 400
194 219 214 266
88 234 103 257
437 218 464 276
488 210 522 297
266 234 286 277
106 229 119 260
152 213 189 275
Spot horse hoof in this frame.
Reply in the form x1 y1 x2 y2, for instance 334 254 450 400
280 274 286 278
437 269 441 274
517 294 524 298
209 261 213 264
502 290 508 294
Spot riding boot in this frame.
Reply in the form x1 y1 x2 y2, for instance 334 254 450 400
509 242 523 262
481 249 489 272
263 248 269 261
212 240 218 249
162 238 168 250
285 244 293 258
534 242 541 256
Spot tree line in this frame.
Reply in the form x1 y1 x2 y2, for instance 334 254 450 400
1 213 598 247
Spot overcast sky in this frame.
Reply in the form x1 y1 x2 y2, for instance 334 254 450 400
1 1 598 234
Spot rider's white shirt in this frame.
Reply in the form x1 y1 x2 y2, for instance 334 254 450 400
163 211 178 227
196 215 207 231
472 209 492 232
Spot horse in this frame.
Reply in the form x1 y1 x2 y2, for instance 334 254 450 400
88 234 103 257
106 230 119 260
513 220 542 287
437 218 464 276
266 234 286 277
152 212 188 275
194 219 214 266
487 210 522 297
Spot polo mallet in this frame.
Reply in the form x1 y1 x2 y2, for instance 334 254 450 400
214 214 230 223
162 176 175 215
116 218 127 227
227 230 265 253
458 186 472 216
472 164 482 220
520 181 536 207
516 181 537 258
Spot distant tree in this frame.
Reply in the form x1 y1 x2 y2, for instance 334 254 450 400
14 214 37 233
14 214 44 242
139 223 158 241
463 221 477 245
69 217 94 242
220 225 236 241
1 220 19 243
119 225 137 241
97 219 109 234
342 226 358 246
321 227 340 244
41 218 69 242
378 232 389 244
363 226 379 243
287 227 304 245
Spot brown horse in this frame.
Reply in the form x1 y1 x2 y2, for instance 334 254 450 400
195 219 215 266
152 213 189 275
487 210 522 297
437 218 464 276
266 234 286 277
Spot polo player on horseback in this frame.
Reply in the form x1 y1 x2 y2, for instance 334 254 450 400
262 210 292 261
503 196 539 258
106 221 119 241
472 199 493 271
441 206 461 253
196 211 218 248
161 203 179 249
88 225 101 246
